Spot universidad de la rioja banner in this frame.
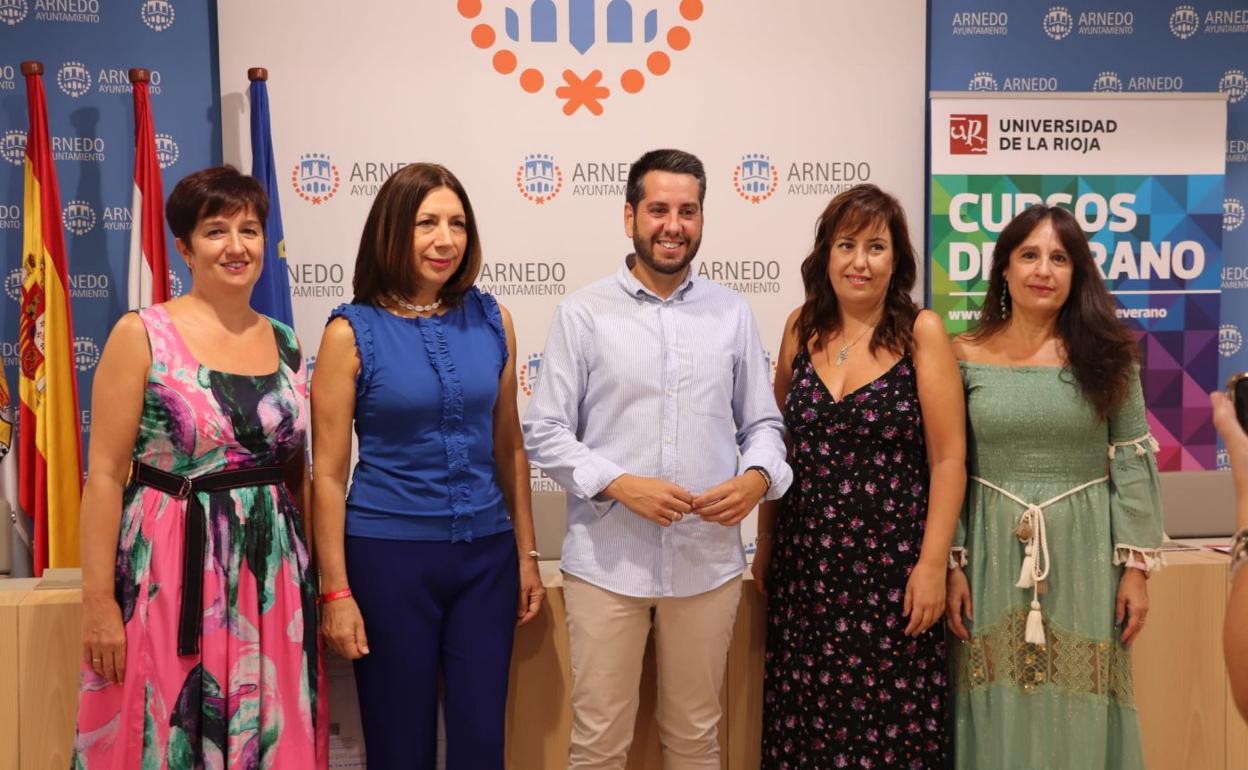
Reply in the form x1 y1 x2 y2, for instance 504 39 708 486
929 93 1226 470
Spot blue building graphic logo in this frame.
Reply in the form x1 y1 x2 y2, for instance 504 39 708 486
733 154 778 204
0 0 28 25
516 154 563 204
1220 324 1244 358
1043 6 1073 40
63 200 96 236
1169 5 1200 39
519 352 543 396
1225 198 1245 232
292 153 341 205
968 71 998 91
57 61 92 98
141 0 175 31
4 268 22 302
74 336 102 372
1222 69 1248 104
459 1 704 116
504 0 660 54
155 133 180 168
1092 71 1123 92
1 130 25 166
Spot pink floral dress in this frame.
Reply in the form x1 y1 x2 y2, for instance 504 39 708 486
72 304 326 770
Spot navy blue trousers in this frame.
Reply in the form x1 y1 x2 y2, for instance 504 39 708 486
346 531 519 770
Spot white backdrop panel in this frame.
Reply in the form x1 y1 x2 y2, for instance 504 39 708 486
216 0 927 552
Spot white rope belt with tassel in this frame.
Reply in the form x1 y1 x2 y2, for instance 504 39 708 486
970 475 1109 646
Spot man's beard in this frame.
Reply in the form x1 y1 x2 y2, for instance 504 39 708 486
633 233 701 275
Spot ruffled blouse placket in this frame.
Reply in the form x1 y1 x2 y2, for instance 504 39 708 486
416 315 475 542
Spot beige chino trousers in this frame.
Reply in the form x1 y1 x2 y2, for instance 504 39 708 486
563 573 742 770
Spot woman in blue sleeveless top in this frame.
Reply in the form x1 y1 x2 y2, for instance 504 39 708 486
311 163 545 770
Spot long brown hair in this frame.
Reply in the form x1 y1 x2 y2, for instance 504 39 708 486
967 205 1138 420
796 184 918 357
352 163 482 308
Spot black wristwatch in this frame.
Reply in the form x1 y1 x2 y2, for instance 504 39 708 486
746 465 772 492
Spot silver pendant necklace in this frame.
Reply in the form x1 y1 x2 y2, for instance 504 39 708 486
831 325 875 366
394 297 442 314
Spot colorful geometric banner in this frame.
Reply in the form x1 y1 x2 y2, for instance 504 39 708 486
930 94 1226 470
929 0 1248 473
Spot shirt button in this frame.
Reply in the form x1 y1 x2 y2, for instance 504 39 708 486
664 437 673 444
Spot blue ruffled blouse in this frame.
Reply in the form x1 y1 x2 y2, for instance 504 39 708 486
330 288 513 542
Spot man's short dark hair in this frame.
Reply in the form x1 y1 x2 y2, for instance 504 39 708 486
625 149 706 210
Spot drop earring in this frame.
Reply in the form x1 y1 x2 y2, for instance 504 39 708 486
1000 286 1010 318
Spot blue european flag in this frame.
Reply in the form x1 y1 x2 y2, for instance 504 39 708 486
248 76 294 326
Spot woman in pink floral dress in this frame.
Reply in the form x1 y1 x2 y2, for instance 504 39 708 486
72 167 325 769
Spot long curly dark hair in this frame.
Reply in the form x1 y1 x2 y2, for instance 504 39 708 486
796 184 919 357
967 205 1138 421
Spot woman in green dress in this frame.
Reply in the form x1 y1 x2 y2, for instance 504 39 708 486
945 204 1164 769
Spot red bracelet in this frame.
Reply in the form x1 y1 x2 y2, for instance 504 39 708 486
318 588 353 605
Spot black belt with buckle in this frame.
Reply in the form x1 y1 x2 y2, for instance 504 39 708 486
129 461 288 655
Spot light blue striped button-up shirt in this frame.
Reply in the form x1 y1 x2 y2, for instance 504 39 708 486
522 259 792 598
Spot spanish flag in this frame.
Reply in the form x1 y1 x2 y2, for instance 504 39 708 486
20 61 82 575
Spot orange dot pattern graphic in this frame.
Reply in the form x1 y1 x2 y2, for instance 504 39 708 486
471 24 495 48
520 69 544 93
620 69 645 94
667 26 691 50
493 50 517 75
456 1 702 115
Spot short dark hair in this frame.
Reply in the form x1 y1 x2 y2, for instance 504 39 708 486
968 205 1138 421
797 184 919 358
625 149 706 210
165 166 268 243
352 163 482 308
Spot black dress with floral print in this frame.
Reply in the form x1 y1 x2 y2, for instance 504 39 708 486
762 349 949 770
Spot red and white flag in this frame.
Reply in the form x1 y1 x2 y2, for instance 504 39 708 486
127 71 169 309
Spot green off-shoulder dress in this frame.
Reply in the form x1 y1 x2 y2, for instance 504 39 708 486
951 363 1164 770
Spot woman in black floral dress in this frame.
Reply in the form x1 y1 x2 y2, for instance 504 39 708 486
753 185 965 769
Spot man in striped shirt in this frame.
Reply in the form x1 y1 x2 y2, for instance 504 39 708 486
523 148 792 770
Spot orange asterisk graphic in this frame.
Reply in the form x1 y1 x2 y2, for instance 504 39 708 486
556 70 609 116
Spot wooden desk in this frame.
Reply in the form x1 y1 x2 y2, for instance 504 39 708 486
504 553 1248 770
4 551 1246 770
0 579 36 770
1133 549 1231 770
